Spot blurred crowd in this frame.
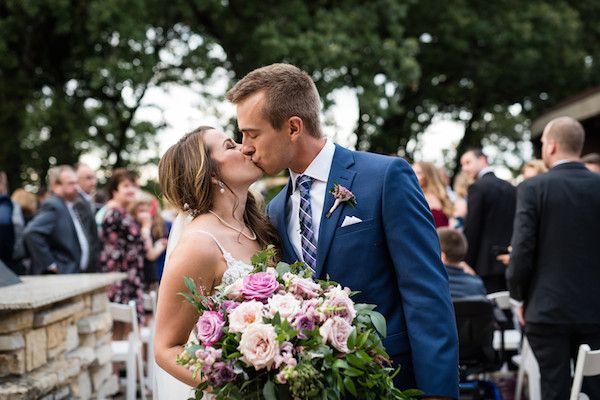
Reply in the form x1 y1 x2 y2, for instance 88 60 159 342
0 164 174 323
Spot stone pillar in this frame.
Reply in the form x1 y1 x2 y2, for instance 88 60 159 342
0 273 125 400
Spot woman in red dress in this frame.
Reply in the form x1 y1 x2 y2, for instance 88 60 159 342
412 161 454 228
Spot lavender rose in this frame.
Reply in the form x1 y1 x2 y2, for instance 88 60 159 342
288 276 322 299
322 285 356 324
319 316 354 353
195 311 225 347
241 272 279 302
206 361 237 386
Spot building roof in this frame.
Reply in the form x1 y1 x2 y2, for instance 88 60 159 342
531 86 600 137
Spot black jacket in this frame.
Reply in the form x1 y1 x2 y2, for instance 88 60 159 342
464 172 516 276
507 162 600 324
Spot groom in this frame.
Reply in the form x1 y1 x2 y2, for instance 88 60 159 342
227 64 458 398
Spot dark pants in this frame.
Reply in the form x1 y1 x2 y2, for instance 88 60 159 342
391 352 417 391
525 323 600 400
481 274 507 294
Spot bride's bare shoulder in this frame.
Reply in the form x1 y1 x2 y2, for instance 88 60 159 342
166 228 221 271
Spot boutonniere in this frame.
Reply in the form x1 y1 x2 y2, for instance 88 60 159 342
326 183 357 218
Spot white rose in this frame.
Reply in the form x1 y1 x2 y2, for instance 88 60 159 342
238 323 279 370
267 293 301 320
223 278 244 300
319 316 354 353
228 300 265 333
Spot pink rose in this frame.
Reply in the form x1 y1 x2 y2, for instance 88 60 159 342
322 285 356 323
196 311 225 347
242 272 279 302
238 323 279 370
288 276 322 299
319 316 354 353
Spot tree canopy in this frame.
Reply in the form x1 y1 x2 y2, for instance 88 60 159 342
1 0 599 188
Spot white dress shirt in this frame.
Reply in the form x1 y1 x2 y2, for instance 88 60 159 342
67 201 90 271
287 140 336 261
477 166 494 179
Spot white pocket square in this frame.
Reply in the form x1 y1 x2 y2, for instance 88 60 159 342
341 216 363 228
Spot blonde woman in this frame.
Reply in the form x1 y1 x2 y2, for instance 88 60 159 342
412 161 454 227
452 172 473 230
154 126 280 397
521 159 547 179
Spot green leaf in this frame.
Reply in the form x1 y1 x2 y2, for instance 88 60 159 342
276 262 291 276
184 276 198 295
343 377 357 397
262 380 277 400
347 327 358 349
343 366 364 377
366 311 387 338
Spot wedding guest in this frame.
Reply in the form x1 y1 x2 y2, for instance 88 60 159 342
460 148 516 293
24 166 91 274
581 152 600 173
507 117 600 400
521 159 547 179
451 172 471 230
128 193 167 289
75 162 99 212
99 168 145 324
0 172 26 274
11 188 38 225
412 161 453 227
437 227 486 299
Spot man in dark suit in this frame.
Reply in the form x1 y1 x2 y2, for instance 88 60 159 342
507 117 600 400
437 227 486 299
24 165 91 274
461 148 516 293
75 162 101 272
229 63 458 397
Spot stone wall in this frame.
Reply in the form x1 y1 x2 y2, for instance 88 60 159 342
0 274 124 400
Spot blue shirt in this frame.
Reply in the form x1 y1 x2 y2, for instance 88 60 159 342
446 264 487 299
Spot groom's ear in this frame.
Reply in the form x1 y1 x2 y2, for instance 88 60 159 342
288 116 303 141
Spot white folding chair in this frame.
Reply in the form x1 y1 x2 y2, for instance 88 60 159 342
570 344 600 400
109 300 147 400
486 291 521 352
513 336 541 400
141 291 158 399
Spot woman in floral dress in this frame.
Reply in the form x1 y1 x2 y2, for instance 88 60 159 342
99 168 145 324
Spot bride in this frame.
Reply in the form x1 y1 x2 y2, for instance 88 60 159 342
154 126 281 398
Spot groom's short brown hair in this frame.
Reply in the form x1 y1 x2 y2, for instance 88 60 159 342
227 63 322 138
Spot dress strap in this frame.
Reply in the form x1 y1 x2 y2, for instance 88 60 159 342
187 230 236 263
187 230 227 254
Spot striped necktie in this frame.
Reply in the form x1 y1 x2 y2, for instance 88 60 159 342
296 175 318 271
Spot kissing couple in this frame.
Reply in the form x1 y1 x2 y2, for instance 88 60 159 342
154 63 459 399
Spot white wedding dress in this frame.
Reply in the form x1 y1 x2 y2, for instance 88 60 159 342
155 213 254 400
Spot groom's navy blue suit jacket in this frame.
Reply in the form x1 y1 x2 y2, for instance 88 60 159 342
267 145 459 397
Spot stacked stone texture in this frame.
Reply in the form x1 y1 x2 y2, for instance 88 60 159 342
0 289 119 400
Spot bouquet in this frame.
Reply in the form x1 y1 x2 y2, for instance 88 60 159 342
177 246 421 399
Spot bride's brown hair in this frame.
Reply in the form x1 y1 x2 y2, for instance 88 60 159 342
158 126 281 253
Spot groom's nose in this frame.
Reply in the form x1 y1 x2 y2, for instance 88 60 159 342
241 141 255 156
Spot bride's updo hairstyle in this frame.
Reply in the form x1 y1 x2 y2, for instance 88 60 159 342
159 126 281 252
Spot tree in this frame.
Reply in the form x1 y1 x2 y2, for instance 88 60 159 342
0 0 222 188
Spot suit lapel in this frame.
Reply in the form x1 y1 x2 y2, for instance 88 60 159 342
269 179 301 264
314 145 356 278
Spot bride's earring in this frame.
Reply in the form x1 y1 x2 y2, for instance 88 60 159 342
218 181 225 194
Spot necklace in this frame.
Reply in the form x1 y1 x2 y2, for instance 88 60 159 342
208 210 257 241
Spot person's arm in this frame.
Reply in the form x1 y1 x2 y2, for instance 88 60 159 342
154 231 220 387
382 158 458 398
23 201 58 274
506 181 538 303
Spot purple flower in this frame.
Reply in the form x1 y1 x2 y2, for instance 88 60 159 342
196 311 225 347
241 272 279 302
206 361 237 386
220 300 239 313
292 314 316 339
